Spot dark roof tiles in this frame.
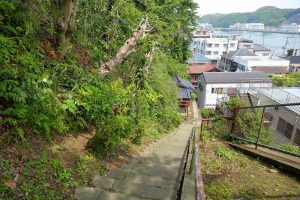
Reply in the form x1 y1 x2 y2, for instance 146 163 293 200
201 72 272 83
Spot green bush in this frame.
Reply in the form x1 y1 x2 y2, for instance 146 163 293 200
224 97 245 109
88 115 134 155
201 108 216 118
279 144 300 155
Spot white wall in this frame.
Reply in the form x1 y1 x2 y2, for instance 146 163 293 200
253 51 271 57
198 82 272 108
234 56 290 72
202 38 238 61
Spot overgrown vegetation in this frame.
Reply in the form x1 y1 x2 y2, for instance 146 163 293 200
200 132 300 200
201 108 217 118
0 0 197 198
236 109 273 145
279 144 300 155
0 0 197 151
271 72 300 87
224 97 245 109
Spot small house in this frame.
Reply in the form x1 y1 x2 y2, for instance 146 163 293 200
197 72 272 108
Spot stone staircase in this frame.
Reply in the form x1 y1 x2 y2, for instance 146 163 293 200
76 123 194 200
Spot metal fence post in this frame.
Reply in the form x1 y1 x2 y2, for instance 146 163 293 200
255 107 265 149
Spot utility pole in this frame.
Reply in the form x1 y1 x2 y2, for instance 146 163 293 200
262 31 265 46
223 36 230 71
292 32 299 56
282 36 289 57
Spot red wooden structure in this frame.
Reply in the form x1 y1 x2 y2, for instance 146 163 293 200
178 99 191 119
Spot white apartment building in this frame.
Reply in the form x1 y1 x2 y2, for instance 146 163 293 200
191 29 238 64
194 37 238 64
229 23 265 31
234 56 290 75
280 23 300 33
247 23 265 31
191 29 213 52
197 72 272 108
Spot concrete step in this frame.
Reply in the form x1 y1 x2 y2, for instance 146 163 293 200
112 180 176 200
76 187 141 200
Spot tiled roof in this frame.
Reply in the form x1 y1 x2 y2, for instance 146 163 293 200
222 49 256 60
187 63 223 74
252 66 289 74
283 56 300 64
175 76 195 91
202 72 272 83
254 88 300 115
253 44 270 52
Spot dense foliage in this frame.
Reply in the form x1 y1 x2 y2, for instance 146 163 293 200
0 0 197 156
199 6 300 27
271 72 300 87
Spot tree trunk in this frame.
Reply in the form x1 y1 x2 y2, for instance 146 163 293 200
56 0 77 47
99 18 148 74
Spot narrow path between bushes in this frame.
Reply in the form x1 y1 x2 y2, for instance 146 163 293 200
76 122 194 200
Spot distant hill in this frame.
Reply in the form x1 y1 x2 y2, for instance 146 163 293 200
198 6 300 27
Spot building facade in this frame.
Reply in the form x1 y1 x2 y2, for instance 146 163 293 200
280 23 300 33
229 23 265 31
251 88 300 146
220 49 257 72
187 63 223 89
197 72 272 108
234 56 290 75
195 37 238 64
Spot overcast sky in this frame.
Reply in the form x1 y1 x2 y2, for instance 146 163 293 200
195 0 300 16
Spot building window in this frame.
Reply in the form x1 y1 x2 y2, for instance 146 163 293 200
211 88 223 94
262 53 269 56
214 44 219 48
276 117 294 139
216 88 223 94
213 51 218 55
191 75 197 81
207 43 212 48
230 43 235 48
223 44 227 48
294 129 300 146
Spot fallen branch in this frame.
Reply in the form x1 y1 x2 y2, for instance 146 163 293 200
99 17 149 74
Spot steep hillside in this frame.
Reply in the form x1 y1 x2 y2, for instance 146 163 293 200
198 6 300 27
